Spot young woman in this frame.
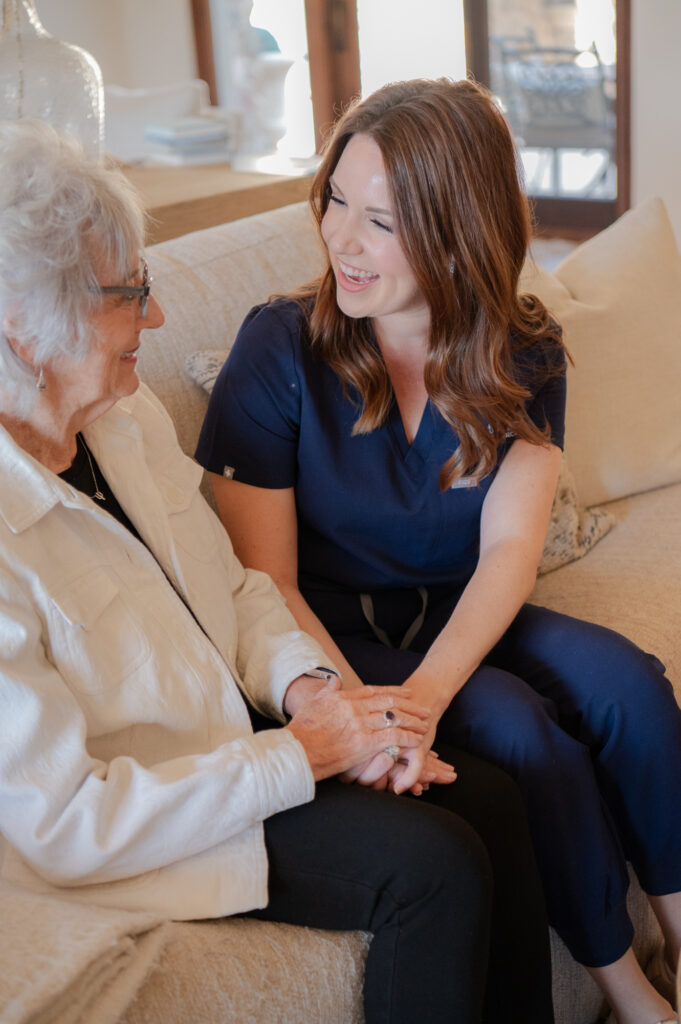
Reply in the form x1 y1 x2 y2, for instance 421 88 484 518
196 78 681 1024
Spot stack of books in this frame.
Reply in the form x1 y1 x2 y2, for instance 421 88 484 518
144 116 232 166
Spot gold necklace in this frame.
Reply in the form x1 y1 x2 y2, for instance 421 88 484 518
77 434 106 502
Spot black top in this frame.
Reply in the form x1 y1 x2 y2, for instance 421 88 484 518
59 434 141 542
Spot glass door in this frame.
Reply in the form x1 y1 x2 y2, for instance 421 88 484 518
466 0 630 234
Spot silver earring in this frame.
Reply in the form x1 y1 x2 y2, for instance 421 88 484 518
448 257 455 276
36 366 46 391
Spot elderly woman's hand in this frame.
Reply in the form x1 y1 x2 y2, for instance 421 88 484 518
285 679 432 782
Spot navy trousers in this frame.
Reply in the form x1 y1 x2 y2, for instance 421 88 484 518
306 585 681 968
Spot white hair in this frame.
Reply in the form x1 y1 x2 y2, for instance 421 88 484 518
0 120 146 416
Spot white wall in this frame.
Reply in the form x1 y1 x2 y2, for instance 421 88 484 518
631 0 681 244
37 0 197 89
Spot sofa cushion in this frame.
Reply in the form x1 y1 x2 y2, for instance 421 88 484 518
520 197 681 507
122 919 369 1024
140 203 324 461
532 481 681 694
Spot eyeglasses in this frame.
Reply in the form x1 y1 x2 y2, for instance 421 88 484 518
94 257 152 318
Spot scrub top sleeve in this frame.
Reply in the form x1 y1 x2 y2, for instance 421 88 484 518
524 337 567 450
195 303 302 488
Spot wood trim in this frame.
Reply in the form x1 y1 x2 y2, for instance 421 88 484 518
124 164 311 245
189 0 218 106
531 197 617 236
463 0 490 86
615 0 631 216
304 0 361 152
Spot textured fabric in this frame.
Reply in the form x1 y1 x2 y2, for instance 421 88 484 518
139 202 324 463
520 197 681 507
185 346 229 394
531 481 681 691
0 383 324 919
0 880 168 1024
538 455 616 575
122 920 370 1024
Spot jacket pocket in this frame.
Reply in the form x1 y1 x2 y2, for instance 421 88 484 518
155 454 220 564
49 567 151 694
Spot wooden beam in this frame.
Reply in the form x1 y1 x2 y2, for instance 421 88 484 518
190 0 218 106
463 0 490 86
305 0 361 152
615 0 631 216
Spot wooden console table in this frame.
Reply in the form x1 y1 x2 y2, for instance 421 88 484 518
123 163 312 244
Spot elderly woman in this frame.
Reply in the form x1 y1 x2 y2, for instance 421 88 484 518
0 122 554 1024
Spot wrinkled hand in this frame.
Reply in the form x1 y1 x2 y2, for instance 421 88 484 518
286 679 432 781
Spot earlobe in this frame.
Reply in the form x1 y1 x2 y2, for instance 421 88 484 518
3 326 35 367
3 331 47 391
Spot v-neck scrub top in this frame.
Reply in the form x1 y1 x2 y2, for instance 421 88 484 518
195 299 567 595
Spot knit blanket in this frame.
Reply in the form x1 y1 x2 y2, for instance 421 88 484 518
0 880 168 1024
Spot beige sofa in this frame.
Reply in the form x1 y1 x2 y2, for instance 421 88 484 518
3 199 679 1024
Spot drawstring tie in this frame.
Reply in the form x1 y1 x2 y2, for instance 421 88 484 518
359 587 429 650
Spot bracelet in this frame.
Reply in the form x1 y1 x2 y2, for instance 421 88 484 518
303 666 342 682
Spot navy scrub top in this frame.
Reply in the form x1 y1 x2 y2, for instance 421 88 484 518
195 299 566 595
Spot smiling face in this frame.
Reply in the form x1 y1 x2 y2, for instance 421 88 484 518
44 253 165 430
321 133 428 333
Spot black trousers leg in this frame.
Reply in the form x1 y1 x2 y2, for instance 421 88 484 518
421 747 554 1024
249 778 492 1024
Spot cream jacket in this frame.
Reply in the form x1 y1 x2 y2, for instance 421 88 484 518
0 385 328 919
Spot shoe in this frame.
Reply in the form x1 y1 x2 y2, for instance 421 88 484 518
647 945 678 1009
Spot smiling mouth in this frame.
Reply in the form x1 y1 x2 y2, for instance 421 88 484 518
338 260 379 285
120 347 139 362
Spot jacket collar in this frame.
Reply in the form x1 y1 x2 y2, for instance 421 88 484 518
0 387 197 599
0 395 140 535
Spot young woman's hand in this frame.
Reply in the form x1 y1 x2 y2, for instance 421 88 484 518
286 679 432 781
339 746 457 795
387 722 439 795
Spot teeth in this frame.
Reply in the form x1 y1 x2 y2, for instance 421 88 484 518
339 260 378 282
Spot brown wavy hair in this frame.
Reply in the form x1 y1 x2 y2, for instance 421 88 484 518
294 78 565 489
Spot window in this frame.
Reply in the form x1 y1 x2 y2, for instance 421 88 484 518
193 0 630 234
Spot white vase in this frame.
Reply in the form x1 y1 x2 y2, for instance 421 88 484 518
0 0 104 159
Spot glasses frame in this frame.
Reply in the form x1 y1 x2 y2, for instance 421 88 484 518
94 257 152 318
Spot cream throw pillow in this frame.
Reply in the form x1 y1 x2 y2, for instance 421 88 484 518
520 197 681 507
186 350 614 575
